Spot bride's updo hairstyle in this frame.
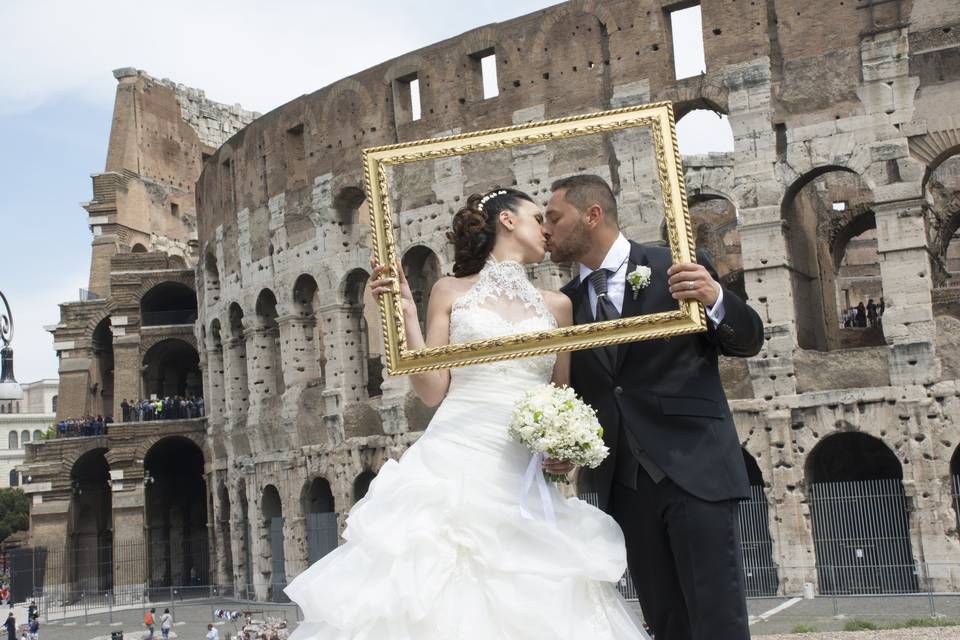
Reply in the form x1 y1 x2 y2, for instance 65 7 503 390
447 187 535 277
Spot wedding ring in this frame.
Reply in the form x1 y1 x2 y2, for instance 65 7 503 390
687 281 694 290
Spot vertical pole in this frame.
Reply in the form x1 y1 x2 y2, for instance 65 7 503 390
831 566 839 617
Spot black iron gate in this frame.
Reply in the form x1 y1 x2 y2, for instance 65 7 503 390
809 478 918 594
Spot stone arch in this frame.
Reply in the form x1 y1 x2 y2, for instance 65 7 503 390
924 146 960 287
253 288 286 400
353 469 376 504
226 302 250 414
141 338 202 401
340 268 382 399
781 167 878 350
401 244 442 334
259 484 286 601
685 193 745 300
302 477 338 563
382 54 425 86
333 186 366 225
132 243 148 253
206 319 226 420
144 436 209 589
675 105 735 156
739 448 778 597
530 6 612 118
140 281 198 327
68 447 112 592
291 274 326 384
320 78 376 128
204 251 221 305
828 208 886 346
805 433 916 594
90 317 114 419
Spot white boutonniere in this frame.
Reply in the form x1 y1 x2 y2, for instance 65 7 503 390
626 265 652 299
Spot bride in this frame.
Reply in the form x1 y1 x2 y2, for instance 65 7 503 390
285 188 650 639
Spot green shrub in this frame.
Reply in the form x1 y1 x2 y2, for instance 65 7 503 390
790 624 817 633
843 619 878 631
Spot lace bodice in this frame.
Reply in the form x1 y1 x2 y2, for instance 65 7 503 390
448 259 557 381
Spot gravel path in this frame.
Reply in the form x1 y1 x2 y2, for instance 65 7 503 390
758 628 960 639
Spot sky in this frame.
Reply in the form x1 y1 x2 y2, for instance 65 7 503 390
0 0 727 384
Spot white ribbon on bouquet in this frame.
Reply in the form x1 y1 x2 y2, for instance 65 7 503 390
518 452 557 529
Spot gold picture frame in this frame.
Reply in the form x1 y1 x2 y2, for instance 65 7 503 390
362 101 706 376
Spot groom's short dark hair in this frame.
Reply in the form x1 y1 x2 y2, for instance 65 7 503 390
550 174 618 224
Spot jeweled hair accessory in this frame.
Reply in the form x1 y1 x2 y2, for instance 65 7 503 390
478 189 509 211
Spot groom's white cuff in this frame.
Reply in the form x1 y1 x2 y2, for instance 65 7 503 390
706 284 726 326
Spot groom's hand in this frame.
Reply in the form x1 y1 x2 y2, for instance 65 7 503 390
543 457 575 475
668 262 721 307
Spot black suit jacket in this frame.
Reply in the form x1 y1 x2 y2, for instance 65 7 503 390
562 241 764 510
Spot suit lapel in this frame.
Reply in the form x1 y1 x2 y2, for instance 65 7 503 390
614 241 649 373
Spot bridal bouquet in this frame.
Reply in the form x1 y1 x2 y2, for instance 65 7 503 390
509 383 609 483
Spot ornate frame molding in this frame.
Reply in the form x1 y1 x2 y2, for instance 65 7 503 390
362 102 706 375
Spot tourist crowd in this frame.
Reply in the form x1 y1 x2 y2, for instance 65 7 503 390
121 396 205 422
842 297 884 329
53 396 205 438
55 415 111 438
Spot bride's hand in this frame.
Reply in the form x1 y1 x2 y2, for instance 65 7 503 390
543 457 575 476
369 258 416 317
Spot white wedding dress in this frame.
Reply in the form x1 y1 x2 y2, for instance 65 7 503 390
285 259 649 640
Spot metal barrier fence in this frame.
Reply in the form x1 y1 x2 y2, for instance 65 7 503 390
579 486 778 600
809 478 917 595
6 477 960 624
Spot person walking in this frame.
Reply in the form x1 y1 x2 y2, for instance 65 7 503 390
205 623 219 640
27 616 38 640
143 607 155 639
4 613 15 640
159 608 172 639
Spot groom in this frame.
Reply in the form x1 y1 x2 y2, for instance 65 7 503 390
542 175 763 640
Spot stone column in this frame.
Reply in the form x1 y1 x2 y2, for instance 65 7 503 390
244 323 284 409
228 483 252 598
873 198 940 385
740 215 799 398
222 336 249 421
281 488 308 582
204 346 226 424
277 314 322 388
112 332 141 422
111 484 148 600
319 303 366 405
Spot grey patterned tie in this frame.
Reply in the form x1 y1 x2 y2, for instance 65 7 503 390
587 269 619 369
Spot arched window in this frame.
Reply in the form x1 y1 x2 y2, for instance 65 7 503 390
353 470 376 504
140 282 198 327
676 108 735 156
806 433 915 594
8 431 17 449
781 168 880 350
33 429 42 441
51 395 58 413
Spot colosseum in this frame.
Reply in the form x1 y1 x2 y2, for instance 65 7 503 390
18 0 960 610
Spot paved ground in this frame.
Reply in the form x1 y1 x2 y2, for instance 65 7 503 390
760 630 960 639
6 594 960 639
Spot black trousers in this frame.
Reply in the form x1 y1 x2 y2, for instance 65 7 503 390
609 472 751 640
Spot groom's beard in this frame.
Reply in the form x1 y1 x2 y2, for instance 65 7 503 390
548 220 591 263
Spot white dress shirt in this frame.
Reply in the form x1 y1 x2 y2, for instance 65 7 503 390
579 233 726 325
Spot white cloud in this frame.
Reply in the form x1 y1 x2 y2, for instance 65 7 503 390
0 0 557 115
